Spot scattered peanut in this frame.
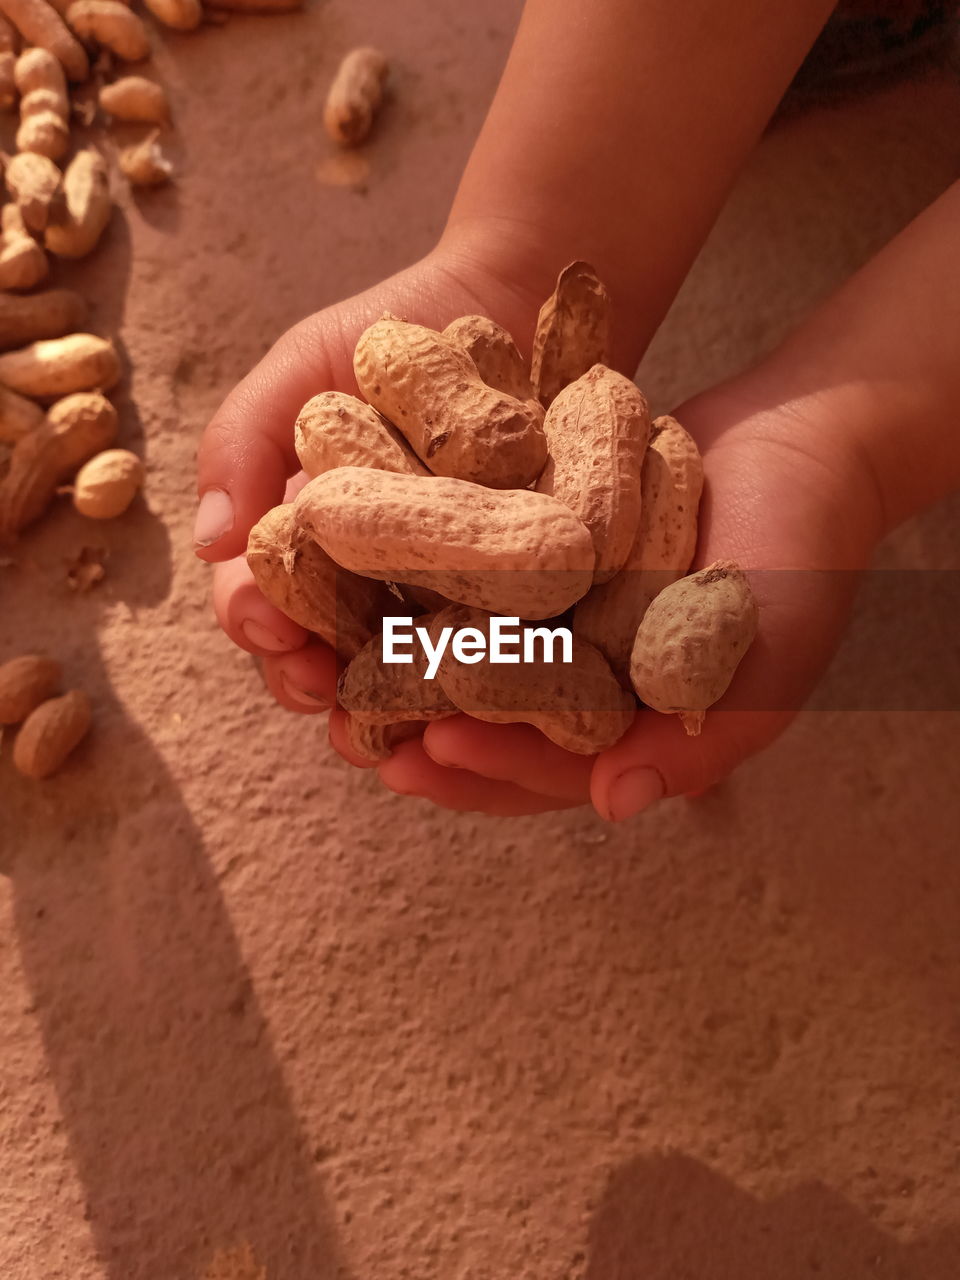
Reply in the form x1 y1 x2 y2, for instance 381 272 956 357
44 147 112 257
0 332 119 398
0 287 87 350
629 560 758 736
0 203 49 289
118 129 172 186
575 414 704 681
13 687 91 777
99 74 168 122
427 605 635 754
14 46 69 159
442 314 537 403
536 364 650 584
294 466 596 620
4 149 63 233
323 46 388 148
66 0 149 61
246 502 390 660
294 390 427 479
353 316 547 489
72 446 142 517
0 0 89 81
531 261 612 408
0 382 44 443
0 652 60 723
0 390 117 535
140 0 200 31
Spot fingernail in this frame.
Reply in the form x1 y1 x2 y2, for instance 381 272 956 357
194 488 234 548
241 619 291 653
605 766 665 822
280 674 331 711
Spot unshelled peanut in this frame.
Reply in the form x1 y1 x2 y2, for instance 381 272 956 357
0 382 44 443
44 148 112 257
629 560 758 735
0 202 48 289
531 261 612 408
0 652 60 723
66 0 150 61
427 605 635 754
0 390 117 535
442 314 537 403
99 74 169 123
246 502 390 660
14 46 69 159
294 466 596 620
294 390 427 478
0 13 17 111
140 0 200 31
341 715 424 764
0 287 87 350
536 364 650 584
4 150 62 233
0 332 119 398
0 0 89 81
13 687 91 777
324 47 388 147
353 317 547 489
72 447 142 518
337 616 457 725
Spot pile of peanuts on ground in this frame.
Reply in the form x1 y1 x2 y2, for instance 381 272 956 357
246 261 759 767
0 0 391 778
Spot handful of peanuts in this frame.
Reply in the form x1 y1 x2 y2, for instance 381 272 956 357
247 262 759 765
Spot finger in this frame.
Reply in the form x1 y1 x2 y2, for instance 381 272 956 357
212 556 307 655
379 739 582 816
422 716 593 804
195 312 354 562
262 643 339 714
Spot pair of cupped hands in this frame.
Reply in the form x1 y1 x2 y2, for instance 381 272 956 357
194 237 882 821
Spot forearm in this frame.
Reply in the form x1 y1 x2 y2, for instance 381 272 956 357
444 0 835 367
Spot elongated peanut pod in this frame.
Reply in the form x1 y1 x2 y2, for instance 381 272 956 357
44 148 111 257
0 333 120 399
427 605 635 754
140 0 200 30
337 615 457 726
13 687 91 777
0 390 117 535
629 560 759 735
66 0 148 60
0 382 44 442
99 74 168 122
14 46 69 158
294 391 427 479
0 0 88 80
294 467 595 620
324 47 388 148
536 365 650 584
4 150 63 233
354 317 547 489
442 315 536 403
0 202 48 289
531 261 612 408
574 415 704 682
0 287 87 350
118 129 172 187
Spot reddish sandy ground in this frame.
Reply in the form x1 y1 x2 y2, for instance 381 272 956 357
2 4 960 1278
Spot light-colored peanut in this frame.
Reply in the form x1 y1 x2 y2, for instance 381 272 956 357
536 364 650 584
14 46 68 158
0 390 117 535
0 287 87 350
337 616 457 726
341 716 424 764
99 74 168 122
118 129 171 187
353 316 547 489
72 446 142 517
0 332 119 398
531 260 612 408
0 201 48 289
44 148 112 257
0 652 60 722
442 314 537 403
323 46 387 147
629 560 758 736
13 687 90 777
294 390 427 479
66 0 149 60
4 150 63 233
0 0 89 80
140 0 200 30
574 414 704 682
0 382 44 443
427 604 635 754
246 502 390 660
295 466 596 620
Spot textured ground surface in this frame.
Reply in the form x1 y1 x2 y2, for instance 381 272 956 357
2 4 960 1278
